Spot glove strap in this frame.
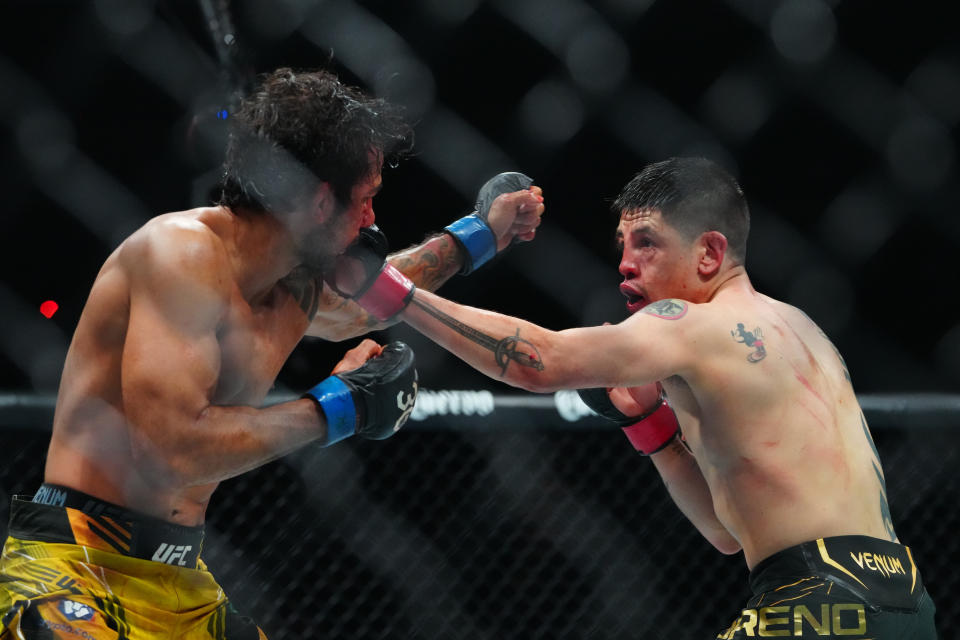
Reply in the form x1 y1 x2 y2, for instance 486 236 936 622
445 214 497 274
354 264 415 322
621 399 679 455
304 376 357 447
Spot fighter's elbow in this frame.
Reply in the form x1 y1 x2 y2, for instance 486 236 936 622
710 535 743 556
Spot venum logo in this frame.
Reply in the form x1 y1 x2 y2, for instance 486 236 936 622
152 543 193 566
33 486 67 507
59 599 94 621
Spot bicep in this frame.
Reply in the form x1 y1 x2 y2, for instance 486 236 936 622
551 312 695 389
121 296 221 428
119 229 227 455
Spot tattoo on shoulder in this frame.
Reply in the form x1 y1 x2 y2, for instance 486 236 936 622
730 322 766 363
641 299 688 319
410 298 545 375
281 267 323 320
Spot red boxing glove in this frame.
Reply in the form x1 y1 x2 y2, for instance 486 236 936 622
620 396 679 455
577 384 679 455
330 225 415 321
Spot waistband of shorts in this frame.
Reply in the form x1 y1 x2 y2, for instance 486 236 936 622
6 484 205 569
749 535 925 612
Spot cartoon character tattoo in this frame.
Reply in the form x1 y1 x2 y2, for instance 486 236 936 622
731 323 766 363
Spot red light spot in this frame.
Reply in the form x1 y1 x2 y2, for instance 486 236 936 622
40 300 58 318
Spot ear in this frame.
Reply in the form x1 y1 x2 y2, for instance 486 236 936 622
313 182 336 224
697 231 727 277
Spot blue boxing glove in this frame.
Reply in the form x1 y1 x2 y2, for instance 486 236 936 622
304 342 419 446
445 171 534 274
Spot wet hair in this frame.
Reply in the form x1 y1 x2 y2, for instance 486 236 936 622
612 157 750 263
218 68 413 215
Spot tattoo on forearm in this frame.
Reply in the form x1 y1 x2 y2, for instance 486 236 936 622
731 322 766 362
410 298 545 375
390 235 461 292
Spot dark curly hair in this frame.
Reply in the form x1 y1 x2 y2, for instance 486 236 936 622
218 68 413 215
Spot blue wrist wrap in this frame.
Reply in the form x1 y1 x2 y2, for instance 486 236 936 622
445 214 497 274
304 376 356 446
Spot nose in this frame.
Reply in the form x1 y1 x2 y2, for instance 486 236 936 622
362 202 375 228
618 252 638 279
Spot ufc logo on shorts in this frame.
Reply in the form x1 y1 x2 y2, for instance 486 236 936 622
394 382 418 431
152 543 193 566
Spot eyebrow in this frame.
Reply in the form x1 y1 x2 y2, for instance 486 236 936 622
615 225 656 244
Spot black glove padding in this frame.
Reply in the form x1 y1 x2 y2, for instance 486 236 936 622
577 387 637 427
474 171 534 223
338 341 419 440
328 224 389 298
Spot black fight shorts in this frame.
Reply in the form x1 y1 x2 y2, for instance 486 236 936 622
717 535 937 639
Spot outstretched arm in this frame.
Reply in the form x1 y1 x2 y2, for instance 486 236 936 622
307 182 544 341
400 290 696 393
306 232 465 340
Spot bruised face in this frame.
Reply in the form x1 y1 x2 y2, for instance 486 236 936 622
296 162 382 270
615 208 700 314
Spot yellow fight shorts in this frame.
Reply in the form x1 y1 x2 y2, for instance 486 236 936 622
0 485 266 639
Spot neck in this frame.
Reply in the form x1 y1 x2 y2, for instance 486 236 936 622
224 207 301 301
703 265 752 302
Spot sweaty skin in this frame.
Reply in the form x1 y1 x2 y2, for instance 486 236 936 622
400 206 893 569
43 169 544 526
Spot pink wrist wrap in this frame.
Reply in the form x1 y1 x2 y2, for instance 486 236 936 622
355 264 415 322
621 400 679 455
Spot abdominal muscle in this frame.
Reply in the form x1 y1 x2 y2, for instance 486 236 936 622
43 399 219 527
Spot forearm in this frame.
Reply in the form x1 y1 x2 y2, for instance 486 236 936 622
401 289 569 393
388 232 463 293
307 233 464 340
650 438 741 554
138 398 326 487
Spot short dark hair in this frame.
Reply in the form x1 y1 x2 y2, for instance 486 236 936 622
218 68 413 215
612 157 750 262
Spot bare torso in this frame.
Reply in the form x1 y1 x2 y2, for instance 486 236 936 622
650 287 894 568
44 207 318 525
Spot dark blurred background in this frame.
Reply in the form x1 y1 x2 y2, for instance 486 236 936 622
2 0 959 396
1 2 958 638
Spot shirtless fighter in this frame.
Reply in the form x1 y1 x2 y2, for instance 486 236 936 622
0 68 543 639
333 157 938 638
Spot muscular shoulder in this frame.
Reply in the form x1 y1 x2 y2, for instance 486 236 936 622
120 215 232 325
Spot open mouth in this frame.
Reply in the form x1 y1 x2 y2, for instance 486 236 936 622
620 287 647 313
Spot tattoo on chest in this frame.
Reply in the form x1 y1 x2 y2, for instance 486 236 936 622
731 323 766 362
410 298 545 375
282 268 323 320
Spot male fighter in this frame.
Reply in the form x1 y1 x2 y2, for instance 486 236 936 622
335 157 938 638
0 68 543 639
